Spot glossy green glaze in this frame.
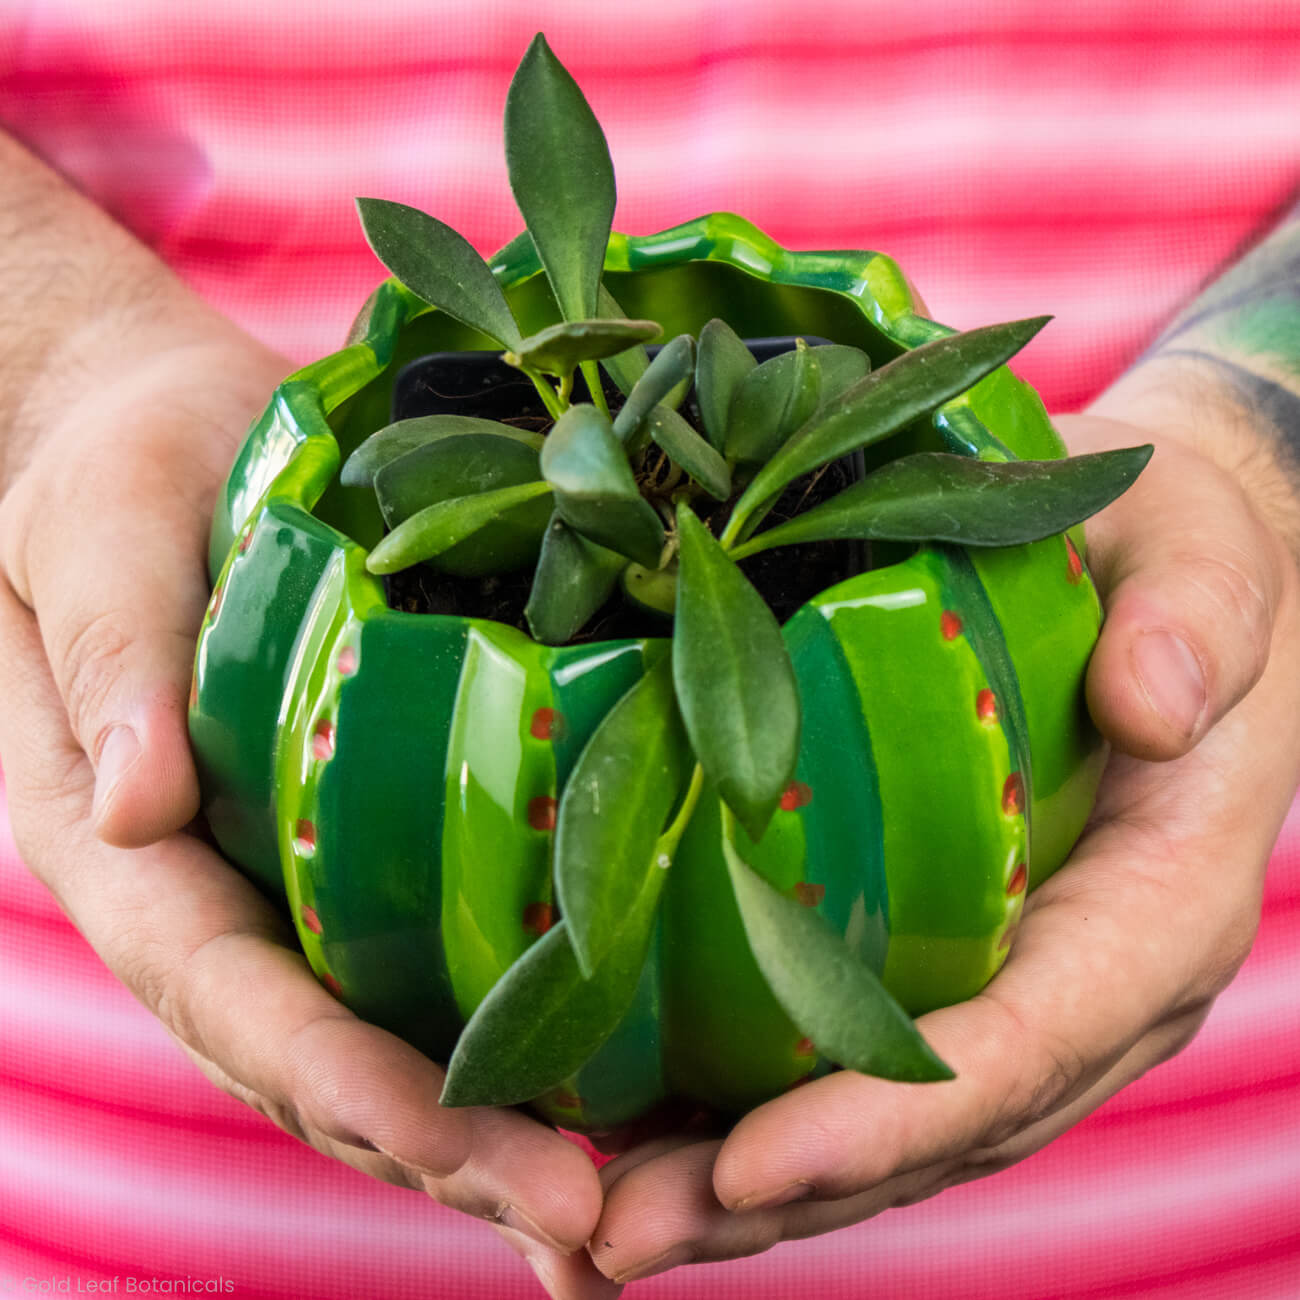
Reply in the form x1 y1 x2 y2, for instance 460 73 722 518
190 212 1105 1129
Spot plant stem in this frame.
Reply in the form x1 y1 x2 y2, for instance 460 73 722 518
522 367 564 421
581 359 611 420
657 763 705 863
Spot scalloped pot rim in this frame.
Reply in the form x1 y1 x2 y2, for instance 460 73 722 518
208 210 1067 602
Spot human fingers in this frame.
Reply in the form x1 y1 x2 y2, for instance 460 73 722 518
492 1223 623 1300
0 339 286 846
1057 413 1289 761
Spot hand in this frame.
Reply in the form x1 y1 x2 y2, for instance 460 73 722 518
583 403 1300 1286
0 309 616 1298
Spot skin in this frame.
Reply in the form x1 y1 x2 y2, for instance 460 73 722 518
0 129 1297 1297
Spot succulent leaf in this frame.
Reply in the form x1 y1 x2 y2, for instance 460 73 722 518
811 343 871 407
725 339 823 464
367 480 554 575
354 198 522 349
695 318 757 449
341 415 543 488
644 406 731 500
524 511 627 644
508 318 661 377
720 807 954 1083
540 404 666 567
440 901 658 1108
374 432 543 528
729 317 1052 542
504 33 615 324
673 504 800 842
732 447 1155 559
612 334 696 442
556 656 690 977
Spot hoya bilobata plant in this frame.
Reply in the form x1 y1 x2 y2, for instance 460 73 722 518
341 34 1151 1104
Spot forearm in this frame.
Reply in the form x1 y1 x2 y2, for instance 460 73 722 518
0 132 269 492
1090 191 1300 547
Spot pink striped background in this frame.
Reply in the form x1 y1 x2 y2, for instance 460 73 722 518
3 2 1300 1295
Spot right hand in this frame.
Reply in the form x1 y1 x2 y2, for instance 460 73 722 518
0 307 616 1298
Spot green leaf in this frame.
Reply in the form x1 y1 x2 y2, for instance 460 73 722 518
374 432 542 527
354 198 522 349
524 510 627 644
556 657 690 977
612 334 695 442
729 317 1051 542
508 318 660 377
504 33 615 323
695 318 756 449
725 339 823 464
673 504 799 841
812 343 871 406
620 562 677 617
341 415 544 488
441 892 663 1107
597 284 650 396
721 807 954 1083
644 406 732 500
367 480 553 575
732 447 1155 559
540 404 665 567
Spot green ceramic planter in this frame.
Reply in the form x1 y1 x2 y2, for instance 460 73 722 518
189 213 1105 1131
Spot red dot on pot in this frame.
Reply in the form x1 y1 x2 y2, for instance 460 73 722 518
527 796 558 831
1065 537 1084 584
552 1089 584 1110
1006 862 1028 897
976 689 998 723
941 610 963 641
300 905 323 935
237 529 253 555
780 780 813 811
209 584 224 618
530 707 566 741
522 901 554 936
188 672 199 711
322 972 343 999
311 719 336 761
795 1037 816 1057
1001 773 1025 816
794 881 825 907
337 646 358 677
293 819 317 855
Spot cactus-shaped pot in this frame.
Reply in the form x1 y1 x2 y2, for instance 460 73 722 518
189 210 1112 1132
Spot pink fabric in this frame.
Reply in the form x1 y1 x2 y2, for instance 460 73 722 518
2 2 1299 1295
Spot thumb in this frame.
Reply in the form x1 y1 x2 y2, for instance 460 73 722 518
1065 416 1288 761
1 345 285 847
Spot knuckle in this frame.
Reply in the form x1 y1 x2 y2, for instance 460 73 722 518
58 609 134 749
1184 546 1273 682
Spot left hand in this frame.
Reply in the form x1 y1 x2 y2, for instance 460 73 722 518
583 406 1300 1287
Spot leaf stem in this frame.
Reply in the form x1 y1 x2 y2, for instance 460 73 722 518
581 359 611 421
520 366 564 421
657 763 704 863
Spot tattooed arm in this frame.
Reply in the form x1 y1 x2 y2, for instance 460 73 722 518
1092 190 1300 553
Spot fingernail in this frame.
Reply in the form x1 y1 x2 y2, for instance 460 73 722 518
1133 631 1205 739
92 725 140 823
733 1179 816 1212
612 1244 694 1284
495 1204 573 1256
